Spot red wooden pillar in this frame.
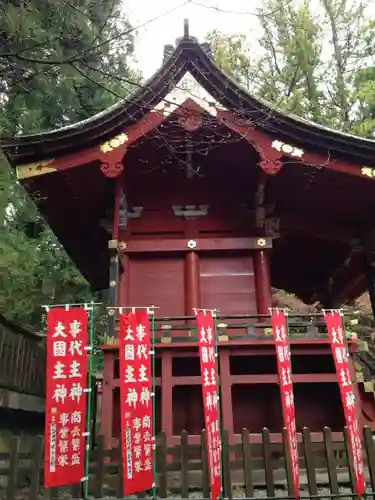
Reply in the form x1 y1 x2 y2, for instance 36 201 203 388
185 251 201 315
219 349 234 441
253 250 272 314
162 350 173 445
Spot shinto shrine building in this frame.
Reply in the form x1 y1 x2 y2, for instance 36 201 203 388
3 23 375 447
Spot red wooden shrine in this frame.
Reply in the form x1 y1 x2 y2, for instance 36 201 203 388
3 21 375 448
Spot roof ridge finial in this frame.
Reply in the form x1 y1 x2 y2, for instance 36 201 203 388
183 19 189 38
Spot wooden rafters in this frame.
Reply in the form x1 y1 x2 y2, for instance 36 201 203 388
311 249 366 306
278 212 358 246
323 228 375 304
318 219 375 304
327 272 366 305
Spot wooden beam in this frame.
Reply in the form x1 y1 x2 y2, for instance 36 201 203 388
172 430 346 446
18 111 165 178
121 208 356 246
231 431 345 445
229 373 338 384
113 373 338 385
122 236 272 253
114 377 162 387
16 160 57 180
217 110 371 180
101 338 355 350
153 346 334 356
228 346 333 356
317 250 365 305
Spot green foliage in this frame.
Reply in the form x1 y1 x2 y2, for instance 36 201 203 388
0 152 93 330
207 31 251 87
1 228 91 326
0 0 140 134
207 0 375 134
0 0 140 347
352 51 375 137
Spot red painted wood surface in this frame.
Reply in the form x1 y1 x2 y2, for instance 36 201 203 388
185 252 201 315
200 254 257 315
122 238 271 253
127 255 185 316
253 250 272 314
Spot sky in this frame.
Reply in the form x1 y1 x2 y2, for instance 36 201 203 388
122 0 375 78
122 0 263 77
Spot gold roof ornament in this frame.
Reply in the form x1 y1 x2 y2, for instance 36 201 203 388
100 133 128 153
256 238 266 247
272 140 304 158
361 166 375 179
16 159 56 180
187 239 197 249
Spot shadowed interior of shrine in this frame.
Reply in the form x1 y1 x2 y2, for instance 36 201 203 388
110 352 346 440
110 380 345 438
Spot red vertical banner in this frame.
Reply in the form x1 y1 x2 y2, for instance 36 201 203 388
324 311 365 497
196 311 221 500
44 307 88 488
119 311 153 495
271 311 299 499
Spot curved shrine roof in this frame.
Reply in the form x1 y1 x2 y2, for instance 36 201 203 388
2 26 375 304
2 34 375 165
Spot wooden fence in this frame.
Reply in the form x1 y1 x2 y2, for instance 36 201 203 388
0 316 45 397
1 426 375 499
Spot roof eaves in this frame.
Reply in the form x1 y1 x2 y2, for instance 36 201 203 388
0 43 186 148
186 41 375 158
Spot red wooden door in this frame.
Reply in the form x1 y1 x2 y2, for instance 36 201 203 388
127 255 185 316
200 253 257 315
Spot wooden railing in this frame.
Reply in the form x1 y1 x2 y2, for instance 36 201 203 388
0 316 46 397
1 426 375 498
145 313 348 344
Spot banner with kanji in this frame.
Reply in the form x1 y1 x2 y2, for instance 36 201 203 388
44 308 88 488
119 311 153 495
196 311 221 500
271 311 299 499
324 311 365 497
